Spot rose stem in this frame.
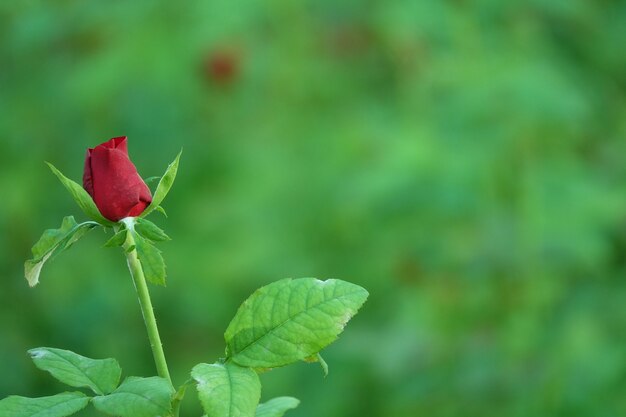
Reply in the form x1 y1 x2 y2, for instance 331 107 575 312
121 218 178 416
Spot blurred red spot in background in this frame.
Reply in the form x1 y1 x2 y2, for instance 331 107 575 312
203 49 239 84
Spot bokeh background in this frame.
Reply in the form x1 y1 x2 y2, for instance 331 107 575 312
1 1 626 416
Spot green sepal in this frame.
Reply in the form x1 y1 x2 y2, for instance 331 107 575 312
46 162 114 227
154 206 168 218
104 229 127 248
256 397 300 417
192 362 261 417
92 376 174 417
225 278 369 368
24 216 99 287
0 392 90 417
135 218 170 242
28 347 122 395
134 233 166 286
140 150 181 218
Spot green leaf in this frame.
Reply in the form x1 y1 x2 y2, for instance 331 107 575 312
134 233 166 286
28 347 122 395
104 229 127 248
24 216 99 287
225 278 368 368
92 376 173 417
135 218 170 242
46 162 114 226
192 362 261 417
0 392 89 417
140 150 181 218
255 397 300 417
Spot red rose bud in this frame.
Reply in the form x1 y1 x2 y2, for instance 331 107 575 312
83 136 152 221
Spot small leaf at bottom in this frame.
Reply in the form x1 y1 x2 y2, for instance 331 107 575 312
0 392 89 417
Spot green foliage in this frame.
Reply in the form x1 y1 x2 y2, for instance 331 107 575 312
4 1 625 415
189 278 365 417
192 363 261 417
24 216 98 287
28 348 121 396
92 376 174 417
45 164 113 227
1 347 176 417
225 278 368 368
135 218 171 242
255 397 300 417
134 232 167 286
0 393 89 417
16 204 366 416
141 151 181 219
18 168 369 417
103 229 127 248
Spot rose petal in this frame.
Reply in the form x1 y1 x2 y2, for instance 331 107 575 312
84 137 152 221
83 149 95 197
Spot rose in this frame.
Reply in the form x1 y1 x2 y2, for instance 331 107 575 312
83 136 152 221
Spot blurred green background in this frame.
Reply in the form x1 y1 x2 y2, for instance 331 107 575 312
1 1 626 416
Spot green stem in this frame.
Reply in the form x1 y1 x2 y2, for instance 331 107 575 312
121 219 177 415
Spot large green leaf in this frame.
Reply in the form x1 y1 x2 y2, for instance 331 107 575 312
0 392 89 417
92 376 173 417
192 362 261 417
28 347 121 395
225 278 368 368
24 216 99 287
134 233 166 286
140 150 181 218
255 397 300 417
46 162 113 226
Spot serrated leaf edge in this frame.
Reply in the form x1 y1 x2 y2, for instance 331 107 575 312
227 279 369 366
